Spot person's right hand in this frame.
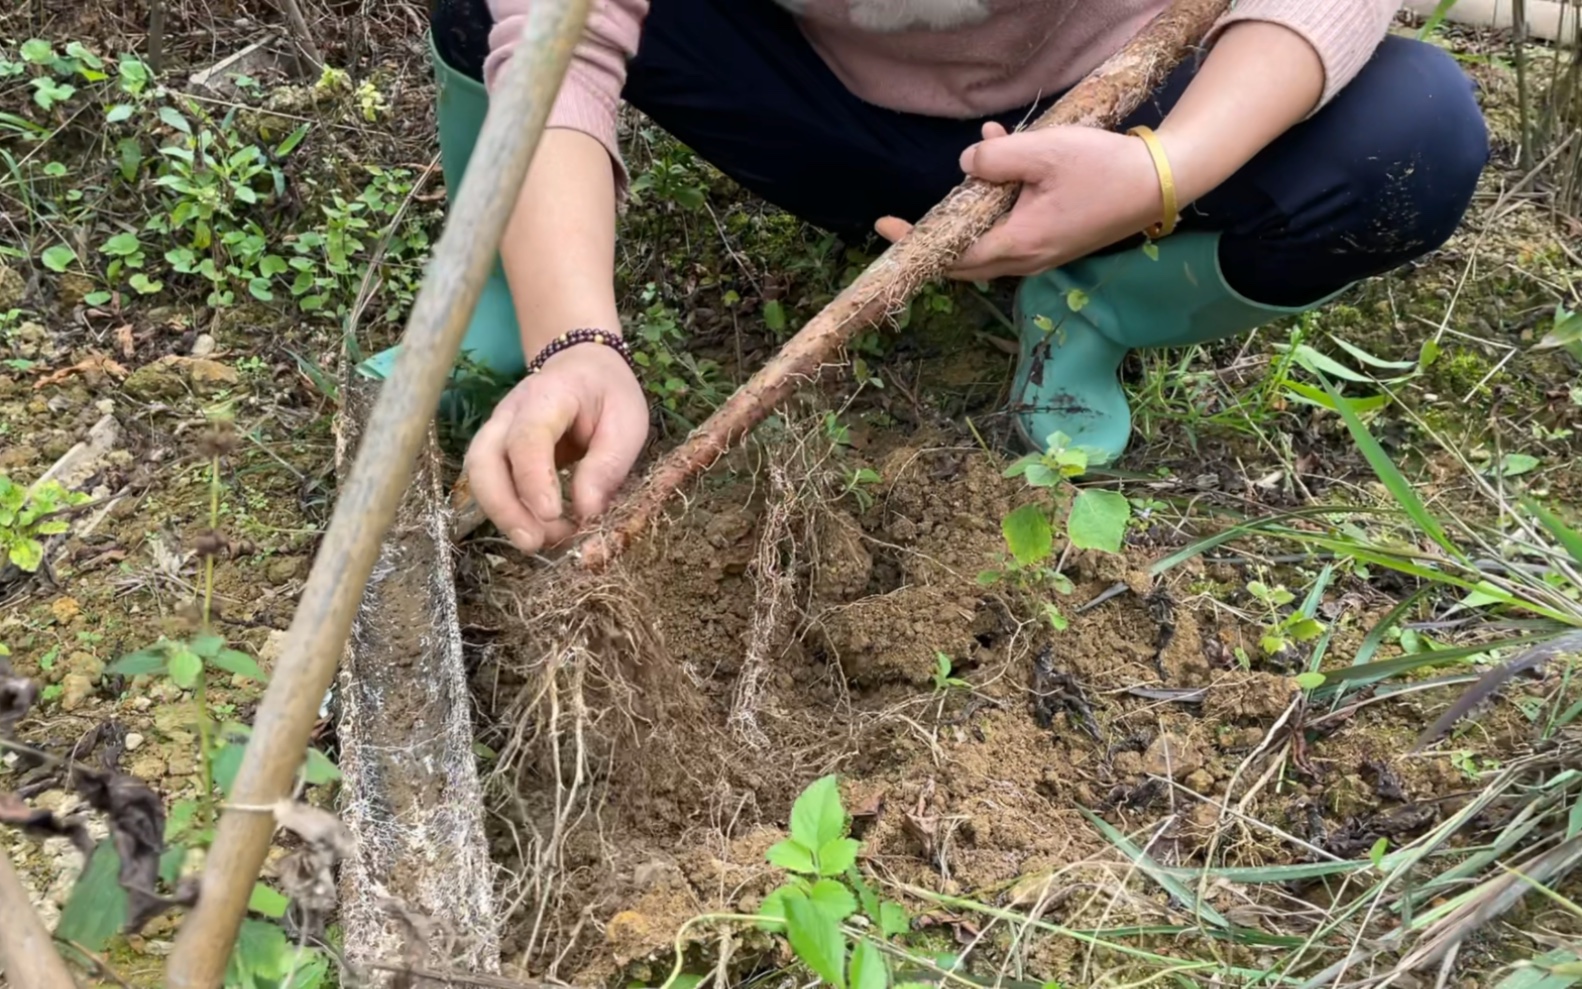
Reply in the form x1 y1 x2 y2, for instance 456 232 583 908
464 343 649 555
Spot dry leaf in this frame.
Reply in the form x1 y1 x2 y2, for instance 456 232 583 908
33 353 129 389
0 791 93 854
71 767 180 930
272 799 353 856
272 800 354 926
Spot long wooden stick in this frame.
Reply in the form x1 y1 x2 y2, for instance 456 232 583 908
0 850 79 989
162 2 592 985
449 0 1232 562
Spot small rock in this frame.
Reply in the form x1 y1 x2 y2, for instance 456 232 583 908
0 262 23 310
190 333 216 357
40 430 73 460
154 705 194 734
95 399 115 414
186 357 239 392
122 358 187 402
150 679 185 704
13 321 52 359
60 673 94 712
141 915 177 939
258 629 288 671
128 753 166 778
31 789 71 813
124 732 145 751
0 443 37 470
122 355 240 401
266 556 301 585
57 273 96 307
1143 732 1205 781
64 650 104 683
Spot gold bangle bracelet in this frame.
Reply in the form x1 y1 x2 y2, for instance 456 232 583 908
1127 125 1179 239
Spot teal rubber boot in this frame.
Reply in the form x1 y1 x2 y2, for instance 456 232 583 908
357 36 524 385
1012 231 1344 463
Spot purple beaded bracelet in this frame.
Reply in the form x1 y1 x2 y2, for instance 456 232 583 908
524 328 636 376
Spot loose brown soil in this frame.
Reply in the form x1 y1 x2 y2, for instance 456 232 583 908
460 409 1576 985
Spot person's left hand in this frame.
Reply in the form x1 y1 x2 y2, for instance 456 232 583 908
876 121 1171 282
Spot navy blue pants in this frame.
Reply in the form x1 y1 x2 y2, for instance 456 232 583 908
436 0 1490 308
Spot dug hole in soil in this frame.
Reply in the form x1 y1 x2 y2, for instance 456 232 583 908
452 410 1514 986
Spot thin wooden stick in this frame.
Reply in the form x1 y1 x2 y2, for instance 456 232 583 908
161 1 592 986
0 851 80 989
278 0 326 72
449 0 1233 562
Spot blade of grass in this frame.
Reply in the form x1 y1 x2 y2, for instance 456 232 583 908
1153 860 1367 882
1353 587 1432 668
1524 496 1582 566
1286 534 1577 624
1301 564 1338 673
1079 808 1232 930
1299 565 1334 619
1319 374 1462 560
1073 925 1308 948
1147 506 1399 576
1493 949 1582 989
1553 696 1582 732
1315 633 1542 693
1394 785 1568 915
1417 0 1463 39
1282 379 1391 414
1413 630 1582 749
898 886 1299 983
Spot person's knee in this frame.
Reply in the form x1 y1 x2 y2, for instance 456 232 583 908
1356 37 1490 251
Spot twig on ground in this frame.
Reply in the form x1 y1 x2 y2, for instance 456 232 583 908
59 939 136 989
362 959 579 989
278 0 326 71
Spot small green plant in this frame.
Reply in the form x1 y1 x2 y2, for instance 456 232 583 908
12 39 105 110
979 432 1132 594
1043 602 1069 632
758 775 912 989
1450 749 1501 781
1004 431 1133 554
840 467 881 513
1536 302 1582 362
0 475 89 572
71 422 337 988
931 652 969 692
1245 579 1327 657
629 140 708 211
628 288 725 419
146 101 306 306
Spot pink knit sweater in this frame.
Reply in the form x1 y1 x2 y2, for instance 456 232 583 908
484 0 1400 192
